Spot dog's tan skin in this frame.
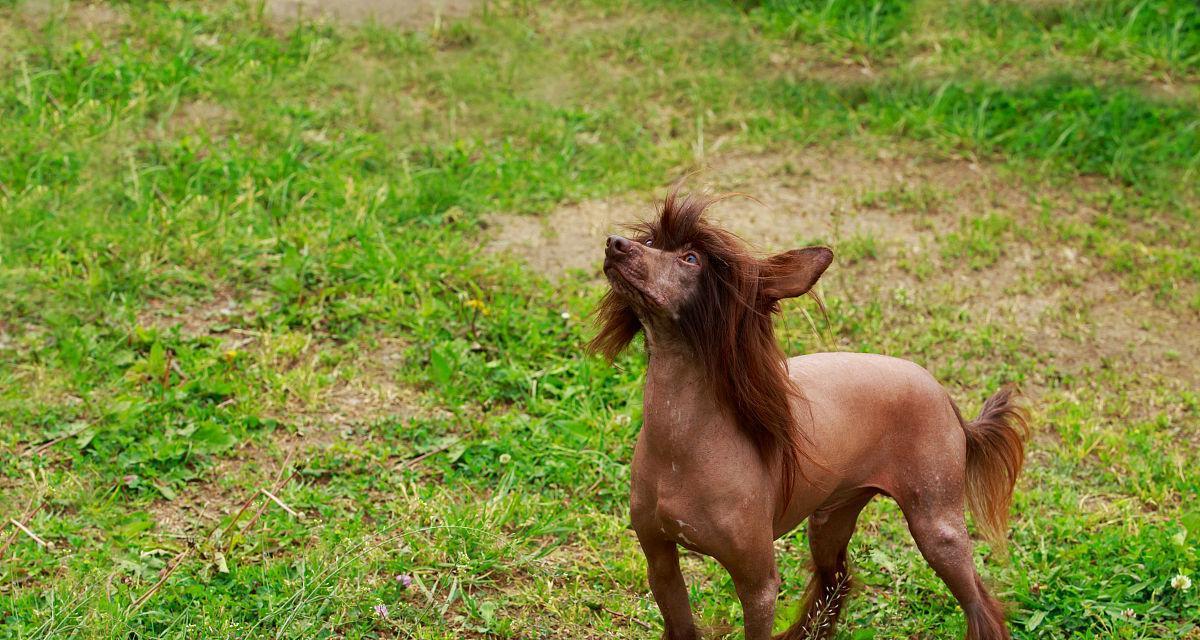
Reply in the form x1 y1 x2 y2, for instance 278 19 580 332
595 195 1027 640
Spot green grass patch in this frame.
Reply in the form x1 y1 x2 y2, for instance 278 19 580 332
1 1 1198 638
742 0 1200 76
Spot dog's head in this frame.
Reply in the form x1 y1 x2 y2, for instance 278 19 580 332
592 192 832 358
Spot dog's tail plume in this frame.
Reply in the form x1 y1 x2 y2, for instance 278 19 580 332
962 386 1030 552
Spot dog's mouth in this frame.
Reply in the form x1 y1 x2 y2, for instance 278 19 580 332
603 261 663 310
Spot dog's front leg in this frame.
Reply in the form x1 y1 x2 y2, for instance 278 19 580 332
638 534 698 640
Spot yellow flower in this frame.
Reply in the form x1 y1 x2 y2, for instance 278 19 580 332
466 299 490 316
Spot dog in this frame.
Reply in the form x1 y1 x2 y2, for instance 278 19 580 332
592 192 1028 640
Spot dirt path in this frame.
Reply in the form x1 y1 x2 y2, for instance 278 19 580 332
485 145 1200 393
265 0 480 27
485 148 945 276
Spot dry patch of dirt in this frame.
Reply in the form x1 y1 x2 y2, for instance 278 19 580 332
146 340 425 538
137 288 254 339
147 427 339 538
485 144 1200 393
157 100 237 140
11 0 126 32
1024 278 1199 383
485 146 982 278
135 292 427 536
3 0 127 68
285 336 417 427
266 0 479 28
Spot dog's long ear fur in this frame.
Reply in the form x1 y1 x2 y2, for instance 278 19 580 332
589 289 641 360
760 247 833 302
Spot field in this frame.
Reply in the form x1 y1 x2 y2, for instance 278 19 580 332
1 0 1198 637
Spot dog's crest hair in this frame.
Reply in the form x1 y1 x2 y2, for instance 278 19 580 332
590 192 815 502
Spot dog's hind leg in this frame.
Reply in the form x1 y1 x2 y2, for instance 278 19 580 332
775 491 874 640
900 499 1008 640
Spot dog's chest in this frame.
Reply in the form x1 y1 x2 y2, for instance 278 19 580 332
630 457 709 549
630 425 759 552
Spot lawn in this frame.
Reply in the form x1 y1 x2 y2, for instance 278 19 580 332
0 0 1198 638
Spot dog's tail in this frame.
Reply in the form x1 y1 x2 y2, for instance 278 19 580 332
960 385 1030 551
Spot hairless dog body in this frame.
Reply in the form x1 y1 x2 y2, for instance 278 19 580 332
593 193 1028 640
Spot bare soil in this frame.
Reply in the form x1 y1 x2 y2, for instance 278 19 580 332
486 146 988 277
13 0 125 31
265 0 480 28
157 100 237 140
135 291 423 537
485 145 1200 391
144 343 424 537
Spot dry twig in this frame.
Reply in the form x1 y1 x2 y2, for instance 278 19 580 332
23 423 90 457
395 439 459 470
0 500 46 559
9 519 48 548
261 489 301 519
126 548 190 614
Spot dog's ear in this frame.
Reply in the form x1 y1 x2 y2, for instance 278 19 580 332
760 247 833 301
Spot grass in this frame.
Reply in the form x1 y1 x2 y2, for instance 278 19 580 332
1 0 1198 638
744 0 1200 77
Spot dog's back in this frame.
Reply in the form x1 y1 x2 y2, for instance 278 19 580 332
786 352 967 495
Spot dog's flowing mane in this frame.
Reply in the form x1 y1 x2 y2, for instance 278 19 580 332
590 193 814 500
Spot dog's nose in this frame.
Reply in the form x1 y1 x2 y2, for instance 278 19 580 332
606 235 631 256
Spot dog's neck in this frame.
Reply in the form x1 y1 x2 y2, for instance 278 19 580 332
640 325 737 454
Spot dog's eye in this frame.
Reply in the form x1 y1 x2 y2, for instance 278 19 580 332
683 254 699 265
644 239 653 247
